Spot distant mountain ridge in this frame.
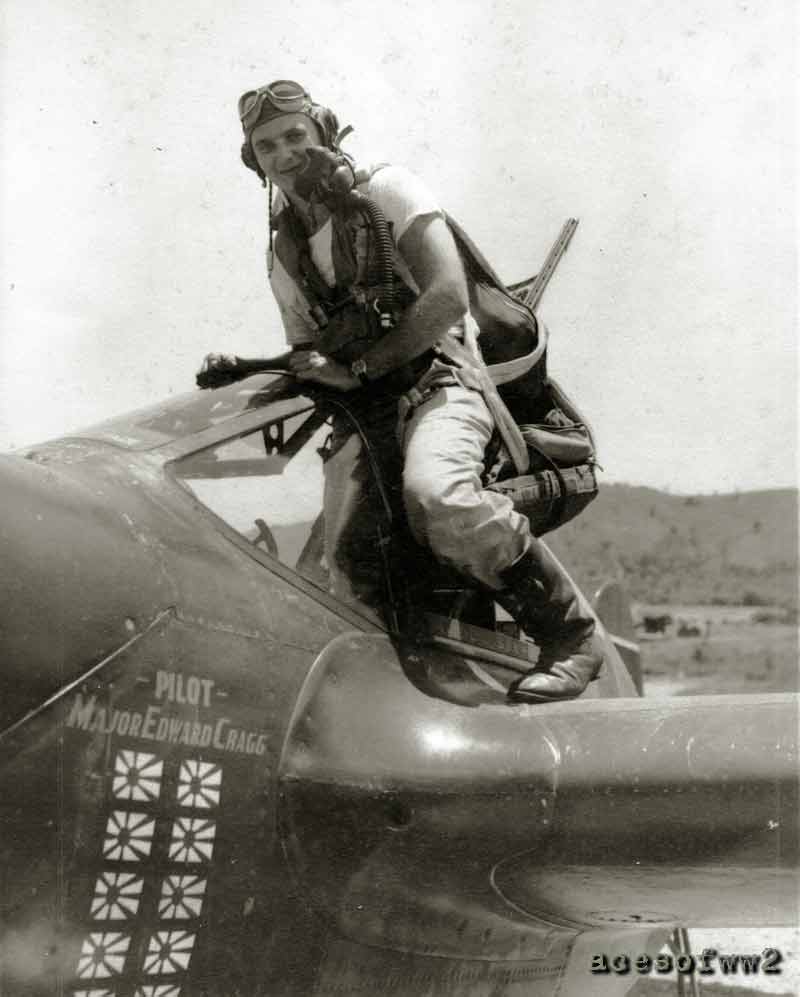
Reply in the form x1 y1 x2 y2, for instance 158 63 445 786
273 485 797 610
547 484 798 608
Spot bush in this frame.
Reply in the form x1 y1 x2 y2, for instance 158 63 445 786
752 611 779 624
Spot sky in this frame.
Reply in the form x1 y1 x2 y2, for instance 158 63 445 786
0 0 796 494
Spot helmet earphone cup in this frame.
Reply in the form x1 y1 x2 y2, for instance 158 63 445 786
311 107 341 150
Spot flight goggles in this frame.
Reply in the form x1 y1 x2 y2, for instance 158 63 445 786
238 80 312 132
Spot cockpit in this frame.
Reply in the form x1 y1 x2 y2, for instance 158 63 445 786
163 376 499 633
68 372 627 702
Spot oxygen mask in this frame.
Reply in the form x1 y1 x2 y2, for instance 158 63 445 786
294 146 357 202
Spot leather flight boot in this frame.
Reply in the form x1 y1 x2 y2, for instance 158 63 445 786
496 539 604 702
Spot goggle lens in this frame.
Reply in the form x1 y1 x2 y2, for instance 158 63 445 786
238 80 310 129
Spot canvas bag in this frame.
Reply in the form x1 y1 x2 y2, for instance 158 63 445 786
444 214 599 535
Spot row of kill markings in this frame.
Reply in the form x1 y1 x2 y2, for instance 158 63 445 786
71 749 223 997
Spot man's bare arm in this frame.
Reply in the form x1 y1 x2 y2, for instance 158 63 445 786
359 213 469 379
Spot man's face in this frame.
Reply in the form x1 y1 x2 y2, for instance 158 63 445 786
250 113 323 196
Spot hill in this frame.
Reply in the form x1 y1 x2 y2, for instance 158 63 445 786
270 485 797 610
547 485 798 608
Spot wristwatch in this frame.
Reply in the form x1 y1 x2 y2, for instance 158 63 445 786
350 357 370 387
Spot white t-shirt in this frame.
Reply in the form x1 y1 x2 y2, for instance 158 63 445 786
268 165 446 347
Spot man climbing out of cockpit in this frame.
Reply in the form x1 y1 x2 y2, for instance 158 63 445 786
200 79 603 703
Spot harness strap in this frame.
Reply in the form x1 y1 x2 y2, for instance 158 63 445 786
398 337 530 476
486 321 548 385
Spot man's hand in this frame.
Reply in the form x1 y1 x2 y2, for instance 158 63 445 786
196 353 240 388
200 352 240 371
288 350 358 391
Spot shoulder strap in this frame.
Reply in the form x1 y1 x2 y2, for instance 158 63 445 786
444 211 511 292
443 212 546 387
274 204 340 308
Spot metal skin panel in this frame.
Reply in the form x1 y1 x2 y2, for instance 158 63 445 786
0 451 177 729
0 441 365 996
0 439 373 730
280 636 798 957
1 615 311 996
306 925 674 997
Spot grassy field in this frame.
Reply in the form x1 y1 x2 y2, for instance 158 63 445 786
633 606 797 697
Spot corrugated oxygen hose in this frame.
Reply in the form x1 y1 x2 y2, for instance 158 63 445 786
348 189 395 328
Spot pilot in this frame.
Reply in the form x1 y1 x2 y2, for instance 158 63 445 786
204 79 603 703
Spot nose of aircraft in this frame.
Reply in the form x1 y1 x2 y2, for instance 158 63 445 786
0 452 175 731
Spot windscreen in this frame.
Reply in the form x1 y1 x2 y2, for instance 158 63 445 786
68 374 298 450
171 392 388 613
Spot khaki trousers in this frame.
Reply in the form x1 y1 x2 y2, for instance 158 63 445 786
400 383 530 591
